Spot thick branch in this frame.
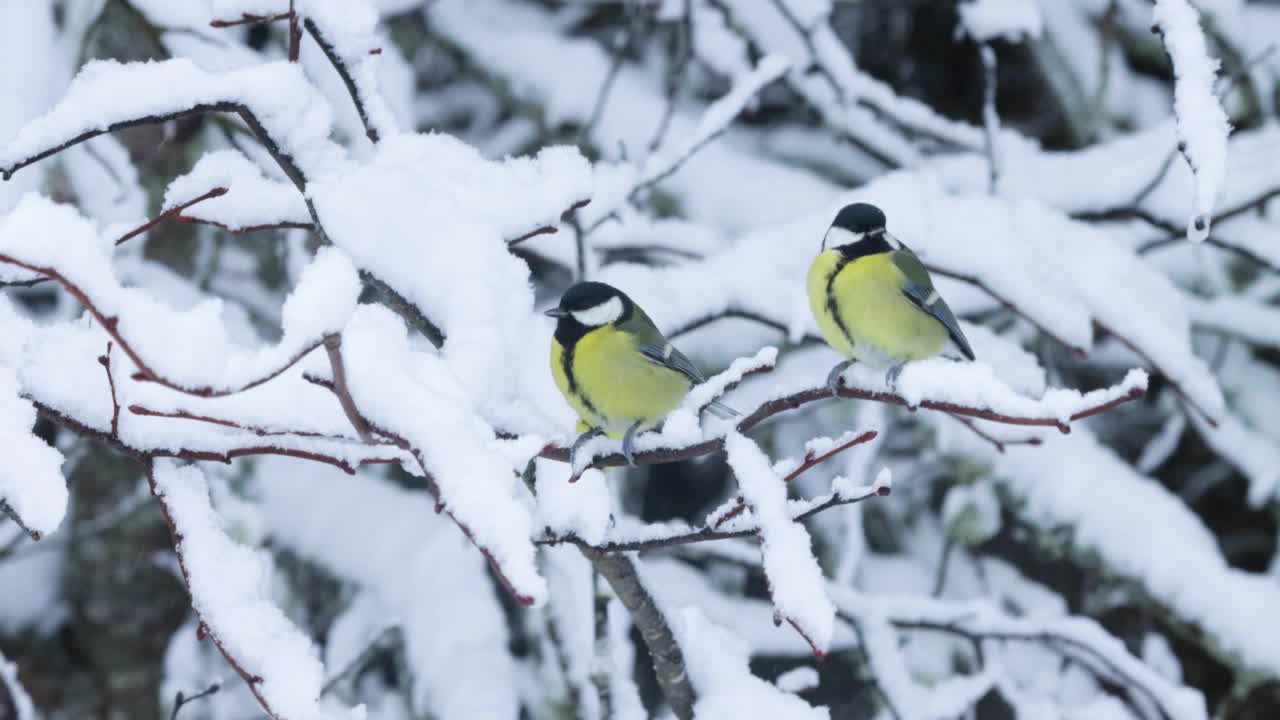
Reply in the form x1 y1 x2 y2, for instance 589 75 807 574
577 546 695 720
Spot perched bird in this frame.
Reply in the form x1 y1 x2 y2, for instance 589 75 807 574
546 281 736 468
807 202 974 392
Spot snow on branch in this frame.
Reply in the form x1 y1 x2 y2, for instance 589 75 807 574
163 150 312 234
147 460 360 720
0 197 361 397
0 650 37 720
725 432 834 659
542 348 1147 473
957 0 1043 43
0 58 343 186
541 469 890 553
0 367 67 541
833 589 1209 720
1151 0 1232 243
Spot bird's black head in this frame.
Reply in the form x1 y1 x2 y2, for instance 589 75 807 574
831 202 887 234
823 202 895 258
545 281 634 345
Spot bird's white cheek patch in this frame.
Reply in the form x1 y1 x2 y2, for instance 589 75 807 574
824 226 864 248
571 296 624 326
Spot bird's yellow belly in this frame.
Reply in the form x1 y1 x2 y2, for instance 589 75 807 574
550 329 691 435
808 251 947 366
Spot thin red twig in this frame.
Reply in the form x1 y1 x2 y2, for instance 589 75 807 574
97 341 120 437
0 251 324 398
144 460 282 720
288 1 302 62
949 414 1042 454
116 187 228 246
711 430 878 529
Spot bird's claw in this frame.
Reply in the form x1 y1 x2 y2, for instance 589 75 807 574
826 360 853 396
622 421 642 467
569 428 604 476
885 363 905 393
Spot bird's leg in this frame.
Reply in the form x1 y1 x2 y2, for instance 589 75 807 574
826 359 853 396
622 421 644 467
885 363 905 393
570 427 605 473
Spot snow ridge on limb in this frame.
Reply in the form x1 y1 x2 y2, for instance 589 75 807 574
0 58 343 183
163 150 312 233
725 432 835 659
0 367 67 540
0 196 361 396
148 460 360 720
678 608 829 719
338 305 548 606
1152 0 1232 242
0 650 38 720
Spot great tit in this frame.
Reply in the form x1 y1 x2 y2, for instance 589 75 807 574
546 281 736 468
807 202 975 392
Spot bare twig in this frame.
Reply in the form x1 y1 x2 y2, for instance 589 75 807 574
169 682 221 720
98 341 120 437
210 13 289 29
324 334 374 442
0 499 43 542
949 414 1043 454
117 187 228 246
321 625 399 695
288 0 301 62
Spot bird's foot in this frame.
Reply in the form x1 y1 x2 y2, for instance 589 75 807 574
885 363 905 392
826 360 853 396
622 421 643 467
569 427 605 479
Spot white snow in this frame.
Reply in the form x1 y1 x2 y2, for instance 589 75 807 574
773 666 819 694
678 608 829 719
163 150 311 232
725 431 835 657
0 650 37 720
149 459 360 719
0 366 67 538
1151 0 1232 242
958 0 1044 42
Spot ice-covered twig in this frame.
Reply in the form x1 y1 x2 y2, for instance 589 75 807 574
1151 0 1232 243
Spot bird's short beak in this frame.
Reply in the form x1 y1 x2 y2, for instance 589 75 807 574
544 307 568 318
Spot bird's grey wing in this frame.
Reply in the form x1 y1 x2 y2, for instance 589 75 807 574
626 309 739 417
891 247 976 361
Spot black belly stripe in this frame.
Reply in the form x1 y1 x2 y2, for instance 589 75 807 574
561 342 603 419
824 258 856 349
